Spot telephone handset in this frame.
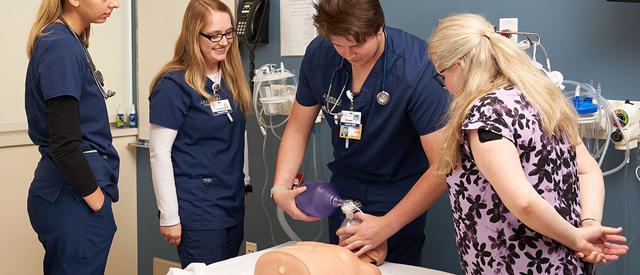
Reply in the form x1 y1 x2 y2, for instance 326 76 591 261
237 0 270 44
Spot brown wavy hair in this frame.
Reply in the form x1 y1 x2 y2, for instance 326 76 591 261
313 0 384 43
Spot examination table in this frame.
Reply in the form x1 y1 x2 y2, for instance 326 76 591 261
166 241 454 275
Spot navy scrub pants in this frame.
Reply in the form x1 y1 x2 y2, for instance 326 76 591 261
27 186 116 275
177 221 244 268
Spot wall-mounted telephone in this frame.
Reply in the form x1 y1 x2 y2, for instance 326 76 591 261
237 0 270 44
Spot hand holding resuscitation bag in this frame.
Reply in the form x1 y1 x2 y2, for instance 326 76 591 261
254 241 382 275
294 181 342 218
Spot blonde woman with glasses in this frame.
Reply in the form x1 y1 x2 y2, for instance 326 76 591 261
428 13 628 275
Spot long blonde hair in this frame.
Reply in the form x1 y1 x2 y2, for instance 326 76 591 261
149 0 251 113
428 13 579 175
27 0 91 58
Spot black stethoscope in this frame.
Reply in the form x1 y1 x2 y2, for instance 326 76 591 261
60 18 116 100
321 29 390 123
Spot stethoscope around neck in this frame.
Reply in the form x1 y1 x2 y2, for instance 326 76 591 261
321 29 391 124
60 18 116 100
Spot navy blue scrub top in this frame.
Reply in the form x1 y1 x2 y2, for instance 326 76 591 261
296 26 450 184
25 23 120 203
149 70 246 230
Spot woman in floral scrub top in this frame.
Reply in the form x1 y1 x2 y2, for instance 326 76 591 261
427 13 628 275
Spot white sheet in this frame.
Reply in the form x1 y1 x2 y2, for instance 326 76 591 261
167 242 454 275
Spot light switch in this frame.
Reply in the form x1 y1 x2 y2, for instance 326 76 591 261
499 18 518 44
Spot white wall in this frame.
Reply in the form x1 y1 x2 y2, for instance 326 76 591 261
0 0 133 132
136 0 236 140
136 0 190 140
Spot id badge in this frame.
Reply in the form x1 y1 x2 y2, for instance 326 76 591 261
211 99 233 116
340 110 361 126
339 110 362 140
339 125 362 140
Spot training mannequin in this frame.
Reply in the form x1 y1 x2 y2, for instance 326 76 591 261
254 242 385 275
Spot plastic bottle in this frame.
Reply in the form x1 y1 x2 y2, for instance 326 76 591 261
338 200 363 241
294 180 343 218
127 104 137 128
115 105 125 128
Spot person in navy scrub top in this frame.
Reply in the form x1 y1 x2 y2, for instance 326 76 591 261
148 0 252 268
271 0 450 266
25 0 121 274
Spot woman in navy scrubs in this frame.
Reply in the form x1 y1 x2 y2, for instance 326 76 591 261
271 0 450 266
25 0 121 274
148 0 252 267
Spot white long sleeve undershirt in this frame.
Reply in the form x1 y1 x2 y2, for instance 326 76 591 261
150 123 251 226
149 123 180 226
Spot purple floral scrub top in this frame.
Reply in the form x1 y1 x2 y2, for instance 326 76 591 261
446 87 593 275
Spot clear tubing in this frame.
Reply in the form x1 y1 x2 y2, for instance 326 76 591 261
563 80 630 176
310 127 322 241
260 131 278 245
277 207 301 241
593 83 602 156
312 130 319 179
253 80 264 134
596 106 611 166
623 165 629 273
259 110 300 243
564 80 611 165
636 140 640 182
596 95 630 176
257 108 290 129
312 217 324 242
252 65 324 243
269 115 283 140
538 42 552 71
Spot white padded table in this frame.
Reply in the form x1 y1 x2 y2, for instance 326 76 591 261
167 242 454 275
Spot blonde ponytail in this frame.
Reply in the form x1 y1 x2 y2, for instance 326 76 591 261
428 13 579 175
27 0 91 58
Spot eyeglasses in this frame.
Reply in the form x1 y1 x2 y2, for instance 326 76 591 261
199 29 236 42
432 68 448 88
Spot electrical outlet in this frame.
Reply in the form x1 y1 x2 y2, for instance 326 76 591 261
498 18 518 44
245 241 257 254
